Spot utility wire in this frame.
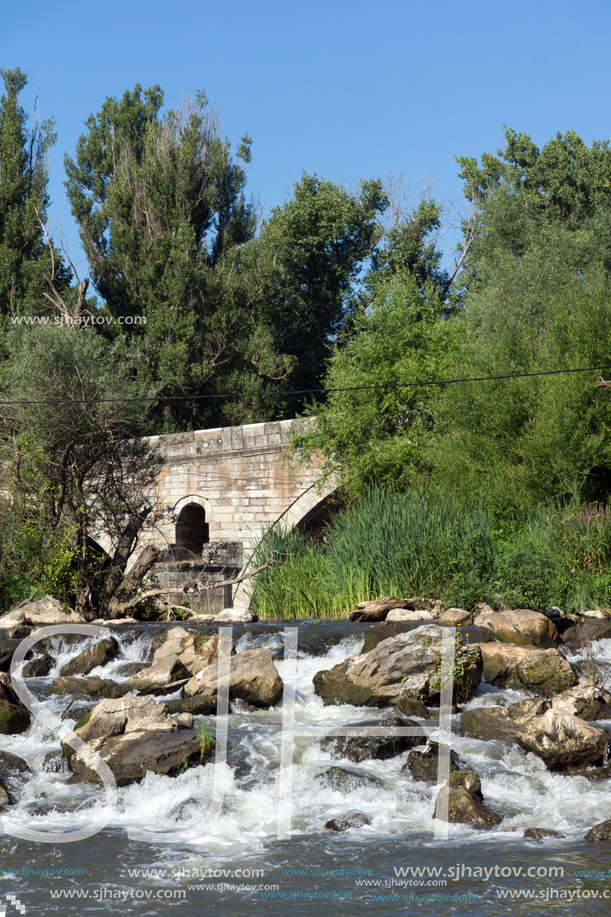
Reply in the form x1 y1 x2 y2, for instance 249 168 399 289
1 364 611 407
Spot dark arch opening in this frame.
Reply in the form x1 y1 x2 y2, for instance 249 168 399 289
176 503 209 557
295 492 342 540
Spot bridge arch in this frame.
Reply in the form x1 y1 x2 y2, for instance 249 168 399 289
279 483 339 535
173 495 210 557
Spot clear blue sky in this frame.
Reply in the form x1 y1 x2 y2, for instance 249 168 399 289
3 0 611 274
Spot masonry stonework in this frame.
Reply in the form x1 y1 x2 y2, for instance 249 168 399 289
138 417 333 559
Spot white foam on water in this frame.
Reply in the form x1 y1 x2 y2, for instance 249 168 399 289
4 627 611 858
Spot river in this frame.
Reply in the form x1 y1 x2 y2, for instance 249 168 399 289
1 621 611 914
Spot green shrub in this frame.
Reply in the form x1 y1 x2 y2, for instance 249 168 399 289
495 537 561 610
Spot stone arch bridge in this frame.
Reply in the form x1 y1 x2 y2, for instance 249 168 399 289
100 418 335 610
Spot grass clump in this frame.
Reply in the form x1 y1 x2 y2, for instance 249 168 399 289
250 487 611 619
249 486 497 618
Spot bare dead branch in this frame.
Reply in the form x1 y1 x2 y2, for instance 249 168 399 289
117 552 278 613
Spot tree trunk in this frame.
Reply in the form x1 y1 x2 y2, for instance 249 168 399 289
101 508 153 607
104 544 162 618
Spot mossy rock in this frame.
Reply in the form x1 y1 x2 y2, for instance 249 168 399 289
166 696 216 716
313 661 391 707
74 711 92 730
0 699 30 735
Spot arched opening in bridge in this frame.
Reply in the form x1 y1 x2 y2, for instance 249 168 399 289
295 492 342 540
175 503 209 557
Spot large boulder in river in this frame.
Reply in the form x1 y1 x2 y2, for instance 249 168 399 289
60 638 119 677
129 657 191 692
562 618 611 651
317 766 382 792
551 684 611 721
438 608 473 626
476 609 559 648
586 820 611 842
460 698 549 741
479 642 577 695
165 695 217 716
184 647 283 708
48 675 128 698
321 715 426 762
516 708 611 769
324 811 371 831
0 700 29 735
20 596 85 626
61 695 207 786
22 649 53 677
0 608 29 639
0 633 20 672
130 631 230 692
434 782 502 829
0 751 31 805
314 625 483 707
403 741 464 782
313 657 392 707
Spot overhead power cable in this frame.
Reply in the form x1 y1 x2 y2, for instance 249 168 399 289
1 364 611 406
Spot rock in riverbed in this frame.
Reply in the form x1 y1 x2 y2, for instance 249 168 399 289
586 820 611 842
0 751 31 805
317 766 381 792
460 698 549 742
475 608 560 648
523 827 566 840
60 638 119 676
0 673 30 734
321 716 426 762
48 676 128 698
403 741 463 782
61 695 209 786
314 625 482 707
516 708 611 769
129 630 230 692
562 618 611 651
479 642 577 695
19 596 85 626
325 811 372 831
184 647 283 708
434 775 502 829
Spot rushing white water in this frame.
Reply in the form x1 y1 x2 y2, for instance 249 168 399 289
3 624 611 865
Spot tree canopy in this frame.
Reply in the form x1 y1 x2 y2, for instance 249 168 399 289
0 68 61 329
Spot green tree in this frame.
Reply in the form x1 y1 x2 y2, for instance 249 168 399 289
428 128 611 519
250 174 388 403
0 324 160 615
65 85 257 430
0 68 58 324
301 199 457 497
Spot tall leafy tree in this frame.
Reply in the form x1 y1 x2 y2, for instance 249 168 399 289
300 199 457 497
0 68 57 322
251 174 388 402
428 128 611 518
65 85 257 429
0 324 160 615
168 174 389 428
